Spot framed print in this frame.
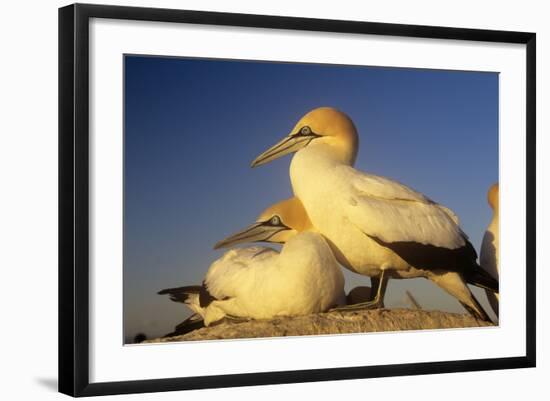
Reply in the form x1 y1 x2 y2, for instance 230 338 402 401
58 3 536 397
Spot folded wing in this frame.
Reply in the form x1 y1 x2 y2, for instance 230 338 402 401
204 247 279 301
337 166 466 250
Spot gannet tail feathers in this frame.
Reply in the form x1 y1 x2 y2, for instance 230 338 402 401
430 271 492 321
158 286 209 336
459 296 491 322
158 285 203 303
465 268 499 294
158 283 218 308
163 313 204 338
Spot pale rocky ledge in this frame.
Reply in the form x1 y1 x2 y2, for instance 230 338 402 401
145 308 494 343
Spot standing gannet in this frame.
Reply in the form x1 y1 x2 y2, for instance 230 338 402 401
479 183 499 317
251 107 498 321
159 197 345 328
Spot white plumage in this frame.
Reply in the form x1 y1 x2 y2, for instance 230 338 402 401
336 165 465 249
160 197 345 329
183 233 344 326
288 139 466 278
252 107 497 320
479 183 499 317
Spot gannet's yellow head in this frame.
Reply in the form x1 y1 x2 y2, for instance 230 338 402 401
488 183 499 210
213 197 312 249
251 107 359 167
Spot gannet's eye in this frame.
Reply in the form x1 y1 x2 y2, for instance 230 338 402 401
300 126 312 136
270 216 281 226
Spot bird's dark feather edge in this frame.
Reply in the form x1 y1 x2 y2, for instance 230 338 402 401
366 234 499 293
163 313 205 338
158 283 221 307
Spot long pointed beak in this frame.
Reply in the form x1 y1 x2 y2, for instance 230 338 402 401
251 134 315 168
213 222 286 249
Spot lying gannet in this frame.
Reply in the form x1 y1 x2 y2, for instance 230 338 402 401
479 183 499 317
251 107 498 321
159 197 345 328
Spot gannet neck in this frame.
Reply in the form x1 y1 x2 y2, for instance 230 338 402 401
289 145 331 207
488 183 499 212
313 136 357 166
299 143 342 165
290 143 343 187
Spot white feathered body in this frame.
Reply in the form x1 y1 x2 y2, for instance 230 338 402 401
480 210 499 313
290 145 465 280
189 232 345 326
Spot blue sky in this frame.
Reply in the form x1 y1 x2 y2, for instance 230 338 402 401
123 55 498 342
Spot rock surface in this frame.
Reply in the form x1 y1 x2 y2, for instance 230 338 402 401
145 308 494 343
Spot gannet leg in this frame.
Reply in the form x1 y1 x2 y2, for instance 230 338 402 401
369 276 386 308
331 270 389 311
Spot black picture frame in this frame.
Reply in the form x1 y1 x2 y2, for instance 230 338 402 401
59 3 536 397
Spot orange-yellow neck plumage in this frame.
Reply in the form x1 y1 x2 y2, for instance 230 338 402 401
487 183 499 211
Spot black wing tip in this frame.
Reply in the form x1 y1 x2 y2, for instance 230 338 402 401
158 285 202 294
367 234 481 274
158 285 203 303
163 314 205 338
157 284 219 308
466 267 499 293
